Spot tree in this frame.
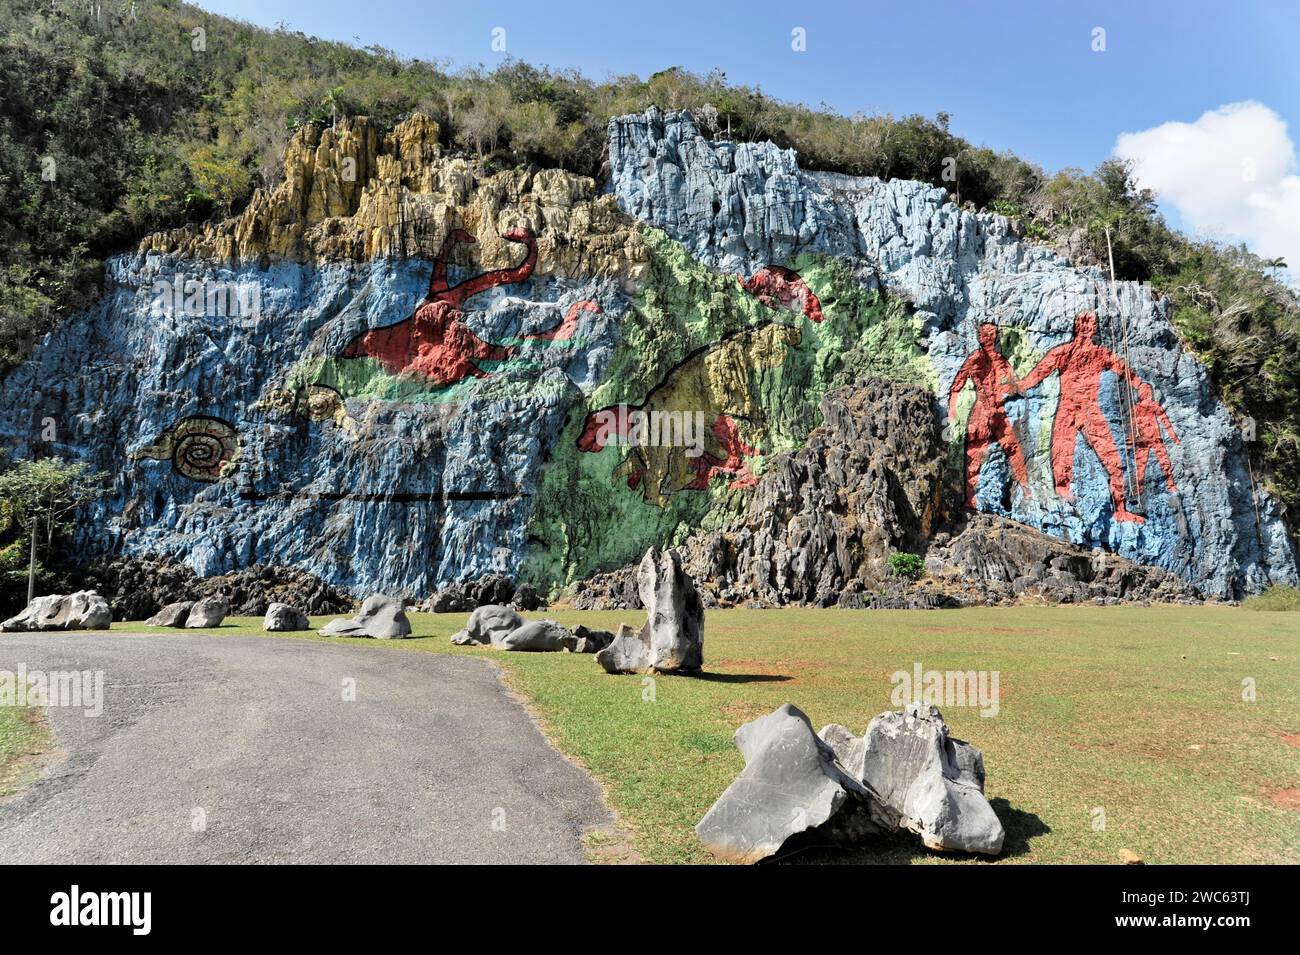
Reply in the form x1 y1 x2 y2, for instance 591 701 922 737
0 458 107 604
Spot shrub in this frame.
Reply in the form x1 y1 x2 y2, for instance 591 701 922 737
888 551 925 580
1242 585 1300 611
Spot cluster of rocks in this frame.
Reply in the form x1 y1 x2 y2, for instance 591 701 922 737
417 575 547 613
320 595 411 639
450 604 613 653
144 596 231 629
1 591 112 632
79 554 354 621
448 547 705 673
696 702 1004 863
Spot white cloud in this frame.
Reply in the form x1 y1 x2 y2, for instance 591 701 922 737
1114 101 1300 271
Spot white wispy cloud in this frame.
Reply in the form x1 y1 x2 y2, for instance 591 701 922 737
1114 101 1300 272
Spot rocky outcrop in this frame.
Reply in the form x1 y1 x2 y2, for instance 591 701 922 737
697 703 1003 863
1 591 112 632
596 547 703 673
263 602 310 632
319 595 411 638
420 576 547 614
927 514 1203 605
142 116 646 281
80 555 353 621
678 378 944 607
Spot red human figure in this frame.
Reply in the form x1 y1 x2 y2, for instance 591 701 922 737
341 227 591 387
1132 381 1180 494
1018 310 1145 522
949 323 1031 510
737 265 825 323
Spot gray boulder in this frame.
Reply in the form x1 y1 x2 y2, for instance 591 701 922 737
595 624 652 672
319 595 411 639
596 547 703 673
263 602 310 632
449 604 524 646
695 703 886 863
496 619 571 652
1 590 112 632
829 702 1005 855
565 625 614 654
145 601 193 627
184 595 230 629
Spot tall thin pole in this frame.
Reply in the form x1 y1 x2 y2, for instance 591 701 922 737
27 513 37 604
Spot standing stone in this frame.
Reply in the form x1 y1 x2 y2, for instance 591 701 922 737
596 547 703 673
1 591 112 632
319 595 411 638
263 602 310 632
184 596 230 629
145 601 193 628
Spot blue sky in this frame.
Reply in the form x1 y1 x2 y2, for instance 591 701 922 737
197 1 1300 261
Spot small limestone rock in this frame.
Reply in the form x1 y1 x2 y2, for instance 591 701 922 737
565 624 614 654
319 595 411 638
496 619 571 652
1120 848 1144 865
185 596 230 629
263 602 310 632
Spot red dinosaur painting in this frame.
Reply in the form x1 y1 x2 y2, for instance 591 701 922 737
1018 310 1149 522
341 227 598 387
684 414 758 490
948 323 1031 510
738 265 825 323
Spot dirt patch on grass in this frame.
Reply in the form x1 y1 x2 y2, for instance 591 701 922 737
1279 732 1300 749
1267 787 1300 811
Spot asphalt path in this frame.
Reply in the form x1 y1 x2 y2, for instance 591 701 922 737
0 632 612 863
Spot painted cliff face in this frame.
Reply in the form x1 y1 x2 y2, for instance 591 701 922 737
0 109 1293 600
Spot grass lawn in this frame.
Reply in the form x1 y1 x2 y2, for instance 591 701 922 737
111 605 1300 864
0 703 53 799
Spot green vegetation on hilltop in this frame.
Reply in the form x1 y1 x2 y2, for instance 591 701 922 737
0 0 1296 530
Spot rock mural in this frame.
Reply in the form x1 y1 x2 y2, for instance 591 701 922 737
0 109 1294 601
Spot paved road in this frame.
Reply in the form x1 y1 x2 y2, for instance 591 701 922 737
0 632 612 863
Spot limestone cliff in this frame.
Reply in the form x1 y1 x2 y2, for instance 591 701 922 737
0 109 1293 602
143 115 646 281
